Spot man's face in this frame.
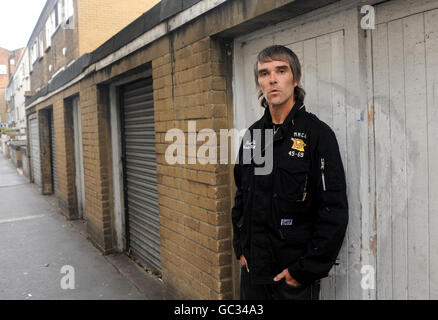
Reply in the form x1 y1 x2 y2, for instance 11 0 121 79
257 58 297 107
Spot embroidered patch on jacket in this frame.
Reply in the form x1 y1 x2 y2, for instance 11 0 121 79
293 131 307 139
291 138 306 152
281 219 293 226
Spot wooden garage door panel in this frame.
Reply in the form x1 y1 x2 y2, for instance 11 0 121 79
372 7 438 299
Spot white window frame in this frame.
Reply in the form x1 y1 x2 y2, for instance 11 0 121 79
39 32 44 58
57 0 65 26
0 65 7 75
54 3 59 27
31 40 38 64
45 14 54 48
65 0 74 20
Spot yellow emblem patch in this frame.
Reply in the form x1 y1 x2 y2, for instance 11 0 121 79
292 138 306 152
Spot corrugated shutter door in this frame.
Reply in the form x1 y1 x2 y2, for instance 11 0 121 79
50 110 58 195
29 118 42 187
122 77 161 272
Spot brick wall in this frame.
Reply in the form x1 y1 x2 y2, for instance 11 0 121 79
30 0 160 93
77 0 160 56
57 94 79 219
152 37 233 299
29 0 80 92
30 26 79 92
37 108 54 195
0 47 11 88
28 85 78 218
80 79 114 253
0 47 10 124
8 49 24 77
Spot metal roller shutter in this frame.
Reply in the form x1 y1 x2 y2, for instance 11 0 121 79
29 118 42 187
50 110 58 195
121 77 161 272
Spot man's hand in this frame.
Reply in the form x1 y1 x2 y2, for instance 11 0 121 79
240 255 249 272
273 268 301 287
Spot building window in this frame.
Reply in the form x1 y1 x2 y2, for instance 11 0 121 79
0 65 7 75
10 59 15 65
39 32 44 57
31 40 38 64
48 0 74 35
58 0 65 23
65 0 74 19
54 3 59 27
45 12 55 48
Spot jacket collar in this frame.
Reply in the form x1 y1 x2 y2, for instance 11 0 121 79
262 99 305 129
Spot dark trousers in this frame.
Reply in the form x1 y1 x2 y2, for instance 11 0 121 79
240 266 320 300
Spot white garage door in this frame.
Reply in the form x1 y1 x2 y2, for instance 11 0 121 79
234 4 353 299
372 0 438 300
233 0 438 301
29 117 42 187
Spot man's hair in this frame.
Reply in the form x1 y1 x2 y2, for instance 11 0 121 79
254 45 305 108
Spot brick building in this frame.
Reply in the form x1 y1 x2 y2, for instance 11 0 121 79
0 47 12 124
0 47 11 87
7 49 24 78
24 0 438 300
26 0 160 93
22 0 159 192
4 48 25 131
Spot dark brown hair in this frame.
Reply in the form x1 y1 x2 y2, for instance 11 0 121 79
254 45 305 108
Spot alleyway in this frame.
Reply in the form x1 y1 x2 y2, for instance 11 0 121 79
0 153 160 300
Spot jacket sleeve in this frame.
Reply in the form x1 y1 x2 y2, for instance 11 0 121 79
288 125 348 285
231 143 245 260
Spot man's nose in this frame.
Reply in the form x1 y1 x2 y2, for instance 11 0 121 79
269 72 278 84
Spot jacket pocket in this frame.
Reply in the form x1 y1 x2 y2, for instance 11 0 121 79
276 160 309 202
279 223 313 245
273 160 312 233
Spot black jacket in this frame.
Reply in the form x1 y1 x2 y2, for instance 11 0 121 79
232 100 348 286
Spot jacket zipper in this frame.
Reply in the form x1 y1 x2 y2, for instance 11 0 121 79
297 175 308 202
321 158 326 191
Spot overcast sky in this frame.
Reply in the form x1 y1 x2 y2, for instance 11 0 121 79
0 0 48 51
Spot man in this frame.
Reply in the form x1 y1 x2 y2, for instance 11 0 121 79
232 45 348 300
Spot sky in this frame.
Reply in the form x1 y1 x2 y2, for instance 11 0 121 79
0 0 48 51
